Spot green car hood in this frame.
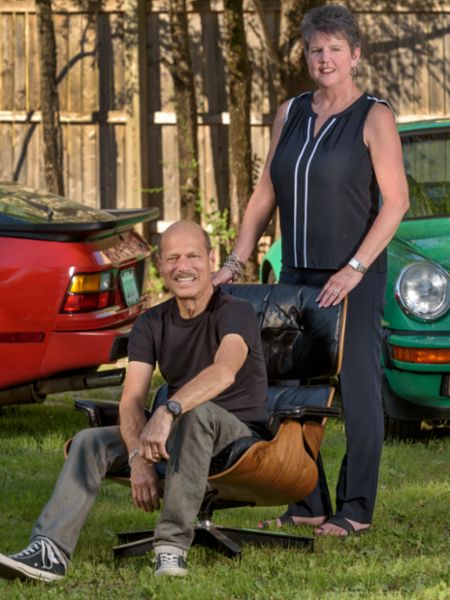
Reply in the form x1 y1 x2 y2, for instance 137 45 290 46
394 217 450 270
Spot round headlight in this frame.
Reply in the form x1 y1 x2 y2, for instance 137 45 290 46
396 261 450 321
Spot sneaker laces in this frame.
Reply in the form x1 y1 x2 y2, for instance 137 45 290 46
156 552 182 568
12 537 68 570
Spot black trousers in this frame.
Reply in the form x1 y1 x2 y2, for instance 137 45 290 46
279 266 387 523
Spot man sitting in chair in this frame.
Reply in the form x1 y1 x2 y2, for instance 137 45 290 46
0 220 269 581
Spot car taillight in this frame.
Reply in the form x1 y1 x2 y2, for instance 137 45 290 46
61 271 117 313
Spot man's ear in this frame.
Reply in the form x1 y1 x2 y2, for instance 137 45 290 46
209 249 216 269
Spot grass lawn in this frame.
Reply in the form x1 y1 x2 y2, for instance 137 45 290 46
0 391 449 600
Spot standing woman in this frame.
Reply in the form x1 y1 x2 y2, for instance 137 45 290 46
213 4 409 536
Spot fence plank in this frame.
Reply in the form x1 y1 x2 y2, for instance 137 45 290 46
0 124 13 178
55 13 69 112
82 124 98 208
14 12 26 111
1 14 14 110
427 15 445 115
443 14 450 115
26 117 42 190
28 13 40 109
68 13 83 113
115 123 126 209
12 122 28 183
161 124 179 220
81 13 98 113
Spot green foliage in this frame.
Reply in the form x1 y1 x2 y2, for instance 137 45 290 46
1 395 449 598
142 186 165 195
197 198 236 255
144 245 167 305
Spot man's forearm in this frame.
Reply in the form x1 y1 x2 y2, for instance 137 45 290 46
170 363 235 414
119 402 148 453
118 361 154 454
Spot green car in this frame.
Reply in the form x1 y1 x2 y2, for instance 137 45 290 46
260 118 450 441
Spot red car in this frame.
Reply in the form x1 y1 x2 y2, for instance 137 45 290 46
0 181 158 407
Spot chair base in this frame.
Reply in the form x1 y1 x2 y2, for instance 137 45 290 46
113 521 314 560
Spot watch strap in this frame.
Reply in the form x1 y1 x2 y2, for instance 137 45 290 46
128 447 140 468
348 257 368 274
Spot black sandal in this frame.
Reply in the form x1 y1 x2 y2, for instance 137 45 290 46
315 515 370 536
257 513 328 530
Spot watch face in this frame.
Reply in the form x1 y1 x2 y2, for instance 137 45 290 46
167 400 182 417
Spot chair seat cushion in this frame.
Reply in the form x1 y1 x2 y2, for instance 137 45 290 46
209 436 260 476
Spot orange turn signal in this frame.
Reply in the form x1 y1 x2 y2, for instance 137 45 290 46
68 272 114 293
392 346 450 364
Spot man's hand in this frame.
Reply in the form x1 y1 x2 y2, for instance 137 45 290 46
139 406 173 463
130 458 161 512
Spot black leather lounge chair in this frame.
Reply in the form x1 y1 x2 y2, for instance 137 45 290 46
71 283 347 559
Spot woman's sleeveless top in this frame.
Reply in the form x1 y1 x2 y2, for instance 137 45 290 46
270 91 389 272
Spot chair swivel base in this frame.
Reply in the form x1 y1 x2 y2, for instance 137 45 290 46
113 521 314 560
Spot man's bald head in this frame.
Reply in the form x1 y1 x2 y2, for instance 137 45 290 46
158 221 212 256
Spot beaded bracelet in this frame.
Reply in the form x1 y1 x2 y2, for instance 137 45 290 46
222 252 246 281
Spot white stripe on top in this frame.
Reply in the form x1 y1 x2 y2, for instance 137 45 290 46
366 95 394 114
293 117 313 267
285 97 296 123
302 118 337 267
285 92 310 123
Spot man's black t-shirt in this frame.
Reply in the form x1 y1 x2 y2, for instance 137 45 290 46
128 287 269 437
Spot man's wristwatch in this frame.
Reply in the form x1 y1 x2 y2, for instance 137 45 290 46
348 257 368 274
164 400 182 419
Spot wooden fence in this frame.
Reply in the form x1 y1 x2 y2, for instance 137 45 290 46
0 0 449 241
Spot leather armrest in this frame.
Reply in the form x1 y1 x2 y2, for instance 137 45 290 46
268 405 340 436
272 405 340 421
74 399 120 427
74 398 152 427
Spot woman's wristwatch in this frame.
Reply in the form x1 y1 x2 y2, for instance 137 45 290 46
348 257 368 274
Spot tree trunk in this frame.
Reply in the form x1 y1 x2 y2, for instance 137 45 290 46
223 0 253 230
36 0 64 196
223 0 257 279
279 0 320 99
251 0 320 104
168 0 200 223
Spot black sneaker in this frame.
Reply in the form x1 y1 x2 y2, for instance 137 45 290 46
154 552 187 577
0 537 68 582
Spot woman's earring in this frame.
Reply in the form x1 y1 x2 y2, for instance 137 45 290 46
351 64 359 77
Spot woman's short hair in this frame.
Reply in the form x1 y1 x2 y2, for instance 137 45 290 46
301 4 362 53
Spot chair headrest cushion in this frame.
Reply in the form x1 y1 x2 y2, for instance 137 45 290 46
221 284 345 380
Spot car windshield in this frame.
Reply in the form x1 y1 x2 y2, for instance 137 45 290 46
402 129 450 219
0 182 115 224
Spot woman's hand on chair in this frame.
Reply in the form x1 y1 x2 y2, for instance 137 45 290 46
211 267 235 286
317 266 364 308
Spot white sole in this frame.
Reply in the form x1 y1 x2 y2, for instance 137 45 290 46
0 553 63 582
155 568 187 577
